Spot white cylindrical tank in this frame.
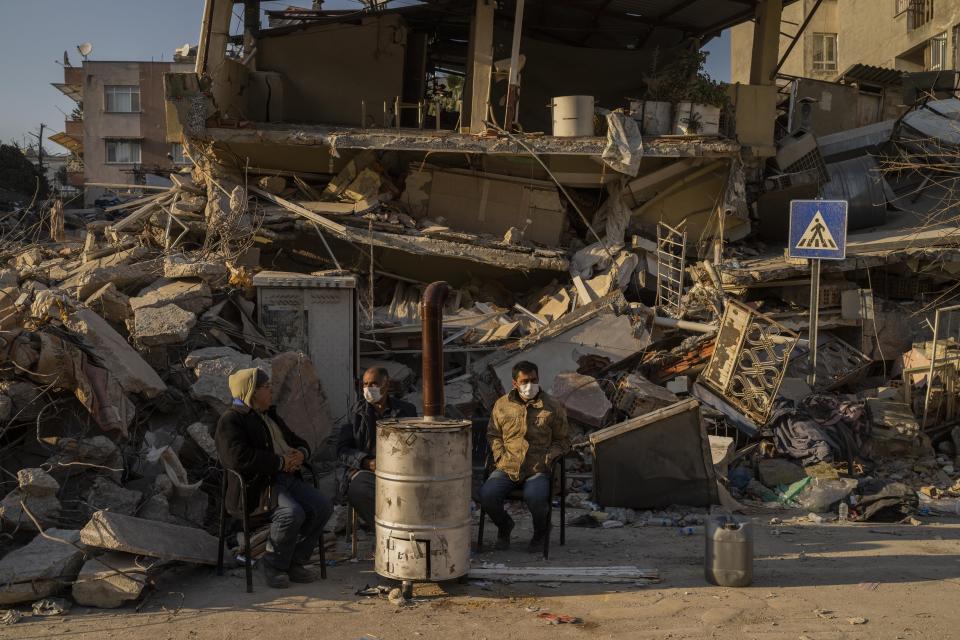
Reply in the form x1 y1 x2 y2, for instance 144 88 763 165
374 417 472 583
551 96 595 137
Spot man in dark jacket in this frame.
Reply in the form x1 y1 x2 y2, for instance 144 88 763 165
215 368 333 589
336 366 417 528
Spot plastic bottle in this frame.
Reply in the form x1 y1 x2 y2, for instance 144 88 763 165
838 502 849 523
679 525 704 536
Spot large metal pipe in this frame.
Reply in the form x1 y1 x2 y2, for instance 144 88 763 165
420 281 449 420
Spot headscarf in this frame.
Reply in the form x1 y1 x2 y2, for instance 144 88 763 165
228 368 269 410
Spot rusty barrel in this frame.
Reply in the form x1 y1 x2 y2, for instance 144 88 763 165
375 417 472 583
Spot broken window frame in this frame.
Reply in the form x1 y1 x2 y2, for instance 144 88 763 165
811 32 838 72
171 142 188 165
104 85 141 113
908 0 934 30
105 139 142 164
655 221 687 320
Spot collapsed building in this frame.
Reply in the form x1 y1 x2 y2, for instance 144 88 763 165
1 0 960 614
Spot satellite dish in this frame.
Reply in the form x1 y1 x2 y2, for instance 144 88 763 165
175 44 192 58
77 42 93 60
63 50 72 67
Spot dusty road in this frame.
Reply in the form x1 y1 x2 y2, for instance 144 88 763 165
4 512 960 640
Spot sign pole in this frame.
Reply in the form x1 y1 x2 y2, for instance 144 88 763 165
807 258 820 387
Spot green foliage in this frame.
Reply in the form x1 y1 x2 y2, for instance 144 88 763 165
644 47 730 107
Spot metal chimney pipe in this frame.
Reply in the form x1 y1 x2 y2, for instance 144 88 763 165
420 281 449 420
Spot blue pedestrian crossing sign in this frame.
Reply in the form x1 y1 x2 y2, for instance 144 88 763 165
788 200 848 260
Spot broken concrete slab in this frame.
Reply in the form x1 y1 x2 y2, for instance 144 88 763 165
17 468 59 497
65 308 167 399
133 304 197 346
186 347 270 413
478 293 651 396
271 352 333 453
614 373 679 418
551 372 612 427
163 254 229 283
58 248 159 299
1 469 62 531
86 477 142 517
0 529 85 605
71 552 151 609
84 283 132 323
80 510 219 565
130 279 213 315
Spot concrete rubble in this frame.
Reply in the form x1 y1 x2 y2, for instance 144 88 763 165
0 0 959 615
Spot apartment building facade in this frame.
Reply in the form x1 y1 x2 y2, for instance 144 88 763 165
51 59 193 206
731 0 960 83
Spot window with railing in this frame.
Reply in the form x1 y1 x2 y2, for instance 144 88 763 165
908 0 934 30
895 0 911 15
812 33 838 72
930 32 948 70
953 24 960 69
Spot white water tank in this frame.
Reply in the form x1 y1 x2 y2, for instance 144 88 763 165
551 96 595 137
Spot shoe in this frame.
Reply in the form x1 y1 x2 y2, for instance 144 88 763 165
526 531 548 554
261 561 290 589
494 520 515 551
287 564 317 584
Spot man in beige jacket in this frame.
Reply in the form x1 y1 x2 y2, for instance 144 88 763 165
480 360 570 551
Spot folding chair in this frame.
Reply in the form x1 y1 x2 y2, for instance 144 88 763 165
216 465 327 592
476 454 566 559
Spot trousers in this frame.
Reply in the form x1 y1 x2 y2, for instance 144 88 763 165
264 473 333 571
479 470 551 535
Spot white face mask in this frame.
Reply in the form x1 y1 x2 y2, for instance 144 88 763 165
363 385 382 404
518 382 539 400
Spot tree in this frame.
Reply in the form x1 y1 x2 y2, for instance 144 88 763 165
0 144 50 200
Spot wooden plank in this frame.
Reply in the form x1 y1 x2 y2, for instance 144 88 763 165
85 182 170 191
468 565 659 583
103 192 164 213
250 187 347 235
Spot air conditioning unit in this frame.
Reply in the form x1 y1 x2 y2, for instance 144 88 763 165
253 271 358 425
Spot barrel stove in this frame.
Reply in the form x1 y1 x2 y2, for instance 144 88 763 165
374 282 472 595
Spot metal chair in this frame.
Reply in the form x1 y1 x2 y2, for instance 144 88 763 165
216 465 327 592
476 454 566 559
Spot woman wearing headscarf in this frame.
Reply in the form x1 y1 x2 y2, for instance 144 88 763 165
215 367 333 589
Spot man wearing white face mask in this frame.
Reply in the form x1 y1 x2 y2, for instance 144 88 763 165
480 360 570 552
336 366 417 528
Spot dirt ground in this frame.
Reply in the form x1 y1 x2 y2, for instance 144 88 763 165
5 509 960 640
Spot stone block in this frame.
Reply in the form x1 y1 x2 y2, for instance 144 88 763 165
0 529 85 604
64 308 167 398
550 372 612 427
79 510 220 565
130 279 212 315
163 254 228 283
86 477 142 516
614 373 679 418
71 552 151 609
84 283 132 322
58 248 158 299
17 468 59 497
186 422 218 459
133 304 197 346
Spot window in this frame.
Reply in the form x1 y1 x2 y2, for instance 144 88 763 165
171 143 188 164
895 0 911 15
105 139 141 164
812 33 838 72
930 33 948 70
104 85 140 113
908 0 934 30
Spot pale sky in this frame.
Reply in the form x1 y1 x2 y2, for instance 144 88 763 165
0 1 730 149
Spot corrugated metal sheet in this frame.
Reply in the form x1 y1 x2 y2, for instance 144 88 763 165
840 64 904 87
